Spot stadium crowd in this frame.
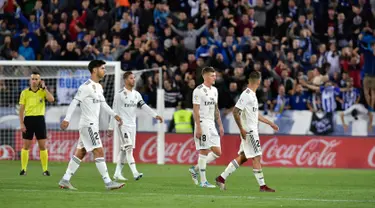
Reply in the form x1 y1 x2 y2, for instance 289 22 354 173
0 0 375 115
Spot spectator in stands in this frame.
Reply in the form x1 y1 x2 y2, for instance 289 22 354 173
18 37 35 60
289 83 308 110
1 0 375 119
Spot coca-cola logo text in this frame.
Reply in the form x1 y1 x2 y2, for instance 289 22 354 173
0 145 15 160
261 138 340 167
139 136 198 163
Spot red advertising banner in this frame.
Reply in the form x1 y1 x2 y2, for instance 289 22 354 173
12 131 113 162
134 133 375 169
2 131 375 169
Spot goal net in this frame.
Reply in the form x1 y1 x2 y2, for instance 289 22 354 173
0 61 165 164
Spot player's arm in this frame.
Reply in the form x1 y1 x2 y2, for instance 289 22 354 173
138 93 163 123
61 87 86 130
99 94 123 126
233 94 248 139
41 81 55 103
215 104 224 136
108 93 120 131
192 89 202 138
19 91 26 133
258 113 279 131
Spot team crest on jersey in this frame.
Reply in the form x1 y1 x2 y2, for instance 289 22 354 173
123 91 127 99
92 84 96 92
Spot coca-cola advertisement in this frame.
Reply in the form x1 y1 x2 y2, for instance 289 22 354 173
11 131 375 169
134 133 375 169
14 131 113 162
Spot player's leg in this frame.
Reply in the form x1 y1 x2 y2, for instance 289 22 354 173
92 147 125 190
36 116 49 175
59 147 86 190
86 126 124 190
253 156 275 192
20 117 33 175
193 127 221 171
216 142 248 190
122 126 142 180
249 133 275 192
113 150 127 181
113 126 128 180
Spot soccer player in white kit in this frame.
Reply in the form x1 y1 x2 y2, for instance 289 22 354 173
189 67 224 188
108 71 163 181
58 60 125 190
215 71 279 192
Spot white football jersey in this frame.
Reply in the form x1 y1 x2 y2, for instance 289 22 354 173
235 88 259 132
113 88 144 126
74 79 107 128
192 84 218 122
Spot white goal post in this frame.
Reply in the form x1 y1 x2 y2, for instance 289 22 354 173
0 61 165 164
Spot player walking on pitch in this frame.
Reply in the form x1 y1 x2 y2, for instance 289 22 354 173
189 67 224 188
58 60 125 190
108 71 163 181
215 71 278 192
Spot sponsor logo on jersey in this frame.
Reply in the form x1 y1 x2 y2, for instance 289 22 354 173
204 97 216 106
124 100 138 107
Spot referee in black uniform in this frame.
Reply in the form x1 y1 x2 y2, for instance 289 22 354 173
19 72 54 176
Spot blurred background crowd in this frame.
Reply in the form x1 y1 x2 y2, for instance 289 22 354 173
1 0 375 116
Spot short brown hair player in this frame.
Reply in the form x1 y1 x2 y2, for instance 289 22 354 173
19 72 55 176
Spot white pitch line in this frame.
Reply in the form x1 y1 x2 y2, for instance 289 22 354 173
0 188 374 204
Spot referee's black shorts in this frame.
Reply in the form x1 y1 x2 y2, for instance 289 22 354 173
23 116 47 140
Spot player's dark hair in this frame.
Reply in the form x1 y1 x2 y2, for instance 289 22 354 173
31 71 40 76
248 71 261 83
88 60 106 73
123 71 133 80
202 67 215 75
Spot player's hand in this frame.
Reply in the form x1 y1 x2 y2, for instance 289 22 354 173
20 123 26 133
270 123 279 132
195 126 202 139
107 130 113 137
240 128 247 140
219 125 224 137
155 115 164 123
115 115 123 126
60 120 69 130
343 124 349 132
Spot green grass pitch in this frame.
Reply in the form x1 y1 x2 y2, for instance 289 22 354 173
0 161 374 208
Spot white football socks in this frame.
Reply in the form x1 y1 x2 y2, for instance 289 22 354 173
63 155 81 181
194 152 219 171
253 169 265 186
221 159 239 179
125 146 139 176
114 151 126 176
95 157 111 184
198 154 207 183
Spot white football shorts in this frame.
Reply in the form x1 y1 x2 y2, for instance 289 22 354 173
77 125 102 152
194 121 221 150
238 130 262 159
118 125 137 149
